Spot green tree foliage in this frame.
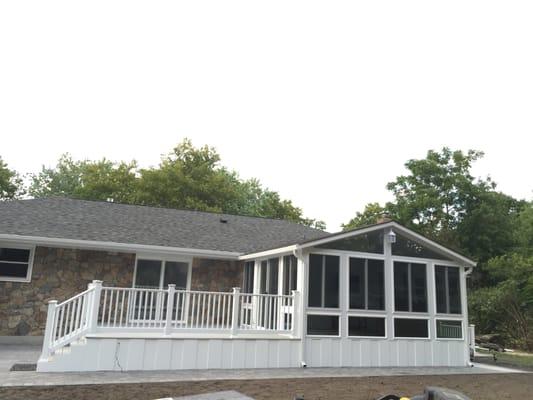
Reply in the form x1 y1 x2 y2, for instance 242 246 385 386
0 157 24 200
470 253 533 350
342 202 388 230
29 139 325 229
29 154 138 203
385 148 493 246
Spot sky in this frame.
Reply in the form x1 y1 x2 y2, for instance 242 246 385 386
1 1 532 231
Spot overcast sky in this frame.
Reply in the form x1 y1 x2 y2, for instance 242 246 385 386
1 1 532 231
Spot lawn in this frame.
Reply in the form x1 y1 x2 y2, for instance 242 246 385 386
477 348 533 370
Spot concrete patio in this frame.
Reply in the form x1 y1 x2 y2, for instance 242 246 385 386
0 343 527 388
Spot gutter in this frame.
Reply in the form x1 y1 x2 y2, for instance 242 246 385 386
0 234 242 260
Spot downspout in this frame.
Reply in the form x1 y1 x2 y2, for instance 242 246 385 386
292 246 307 367
464 265 474 366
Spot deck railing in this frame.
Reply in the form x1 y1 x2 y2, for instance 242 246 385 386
41 280 300 358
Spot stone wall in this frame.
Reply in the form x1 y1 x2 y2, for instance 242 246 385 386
0 247 135 336
190 258 243 292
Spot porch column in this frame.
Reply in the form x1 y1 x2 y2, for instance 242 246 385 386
384 237 394 340
164 284 176 335
88 280 103 333
231 287 241 335
40 300 58 360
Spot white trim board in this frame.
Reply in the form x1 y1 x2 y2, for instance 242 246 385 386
0 234 241 260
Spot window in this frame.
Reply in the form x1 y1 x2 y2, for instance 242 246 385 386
348 316 386 337
436 319 463 339
394 262 427 312
435 265 462 314
349 257 384 310
0 246 33 282
307 315 339 336
316 230 383 254
259 258 279 294
394 318 429 338
392 233 452 260
134 258 189 289
283 255 297 295
308 254 339 308
242 261 254 293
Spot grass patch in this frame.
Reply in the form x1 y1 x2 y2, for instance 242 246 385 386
477 348 533 368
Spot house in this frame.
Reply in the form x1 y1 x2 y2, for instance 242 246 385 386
0 197 476 372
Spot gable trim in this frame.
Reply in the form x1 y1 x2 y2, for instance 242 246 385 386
240 221 477 267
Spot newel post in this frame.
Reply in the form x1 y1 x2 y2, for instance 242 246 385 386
88 280 103 333
231 287 241 336
165 284 176 335
292 290 301 338
41 300 58 359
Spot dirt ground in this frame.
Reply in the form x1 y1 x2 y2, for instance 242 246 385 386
0 373 530 400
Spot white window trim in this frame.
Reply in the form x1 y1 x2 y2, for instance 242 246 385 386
435 318 464 341
307 253 341 309
133 254 192 290
393 316 430 340
347 314 387 339
434 264 463 316
347 256 386 312
392 259 429 313
0 243 35 283
306 312 341 338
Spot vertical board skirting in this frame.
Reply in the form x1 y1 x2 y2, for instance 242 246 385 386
303 338 467 368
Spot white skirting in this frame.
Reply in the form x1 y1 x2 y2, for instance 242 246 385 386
305 338 468 367
37 337 302 372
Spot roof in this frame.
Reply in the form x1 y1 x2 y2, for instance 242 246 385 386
0 197 329 255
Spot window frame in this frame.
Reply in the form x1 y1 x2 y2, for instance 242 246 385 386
435 318 464 341
306 311 341 338
434 264 462 315
348 257 385 311
0 243 35 283
393 316 430 340
133 254 192 290
347 314 387 339
307 253 341 310
392 260 429 314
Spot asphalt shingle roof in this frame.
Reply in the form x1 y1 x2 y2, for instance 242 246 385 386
0 197 329 254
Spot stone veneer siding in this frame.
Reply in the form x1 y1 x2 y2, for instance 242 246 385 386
0 248 244 336
190 258 244 292
0 247 136 336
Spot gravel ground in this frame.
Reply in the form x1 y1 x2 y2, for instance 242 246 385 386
0 373 530 400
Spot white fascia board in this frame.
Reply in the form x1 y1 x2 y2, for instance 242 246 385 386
238 244 298 260
0 234 241 260
389 223 477 267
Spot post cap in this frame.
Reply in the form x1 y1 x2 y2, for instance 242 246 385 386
48 300 58 304
167 284 176 288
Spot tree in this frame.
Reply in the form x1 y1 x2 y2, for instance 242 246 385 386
470 253 533 350
0 157 24 200
29 154 138 203
28 139 325 228
342 202 388 230
135 140 241 212
385 148 492 247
